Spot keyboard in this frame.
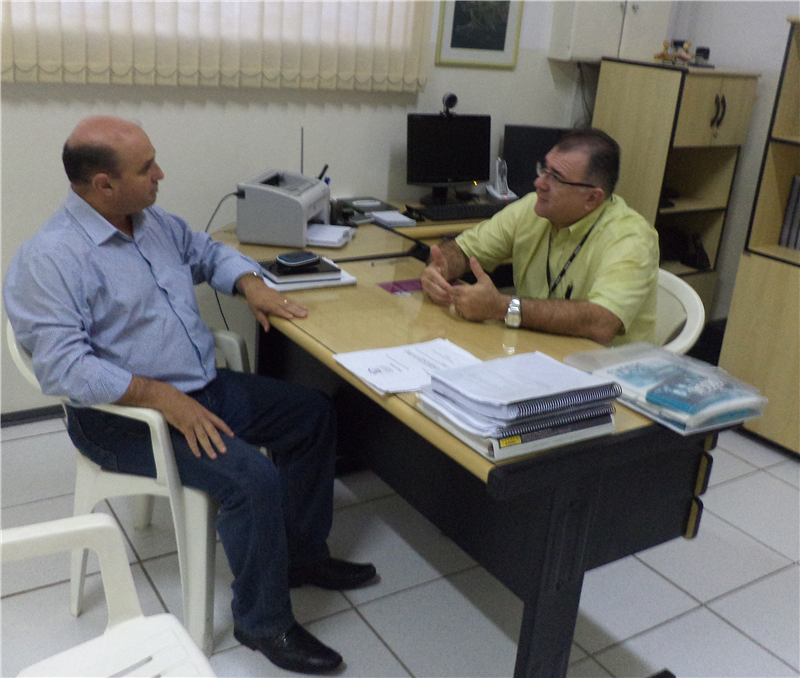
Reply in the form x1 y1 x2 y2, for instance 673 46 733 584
417 201 508 222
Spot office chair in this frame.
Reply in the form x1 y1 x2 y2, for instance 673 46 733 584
1 513 216 677
655 268 705 354
6 320 251 656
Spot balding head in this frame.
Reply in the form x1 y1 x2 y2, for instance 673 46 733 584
60 117 163 232
62 117 146 186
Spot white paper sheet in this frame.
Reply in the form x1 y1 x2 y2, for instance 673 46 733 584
333 339 481 395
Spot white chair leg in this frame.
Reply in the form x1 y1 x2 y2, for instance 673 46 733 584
71 453 103 617
133 495 155 529
180 489 217 656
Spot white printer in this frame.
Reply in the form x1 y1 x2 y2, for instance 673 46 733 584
236 169 330 247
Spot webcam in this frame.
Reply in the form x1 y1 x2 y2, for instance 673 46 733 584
442 92 458 116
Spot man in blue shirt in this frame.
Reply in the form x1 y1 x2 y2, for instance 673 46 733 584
4 116 376 674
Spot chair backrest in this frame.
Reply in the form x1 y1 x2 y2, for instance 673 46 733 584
6 321 43 391
656 269 705 354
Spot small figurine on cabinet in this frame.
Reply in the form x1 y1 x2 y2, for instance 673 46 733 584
675 41 694 63
653 40 673 63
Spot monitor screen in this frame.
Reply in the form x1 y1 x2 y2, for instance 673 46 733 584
502 125 566 198
407 114 491 191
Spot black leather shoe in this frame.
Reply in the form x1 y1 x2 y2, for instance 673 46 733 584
289 557 378 590
234 622 342 674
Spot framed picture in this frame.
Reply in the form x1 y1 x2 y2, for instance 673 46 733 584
436 1 523 69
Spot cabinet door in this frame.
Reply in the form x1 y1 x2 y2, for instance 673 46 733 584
712 76 758 146
618 2 673 61
673 75 723 147
548 2 624 61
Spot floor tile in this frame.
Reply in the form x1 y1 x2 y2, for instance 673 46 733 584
718 430 793 468
106 494 179 560
329 494 475 606
1 566 164 677
567 657 614 677
1 429 76 507
0 417 66 442
766 459 800 489
0 496 127 594
595 607 798 677
357 569 519 677
707 446 758 486
637 512 791 602
709 564 800 671
702 470 800 560
333 469 395 510
575 556 698 654
211 609 410 677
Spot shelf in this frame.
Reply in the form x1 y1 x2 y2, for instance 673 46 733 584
748 244 800 266
659 199 727 214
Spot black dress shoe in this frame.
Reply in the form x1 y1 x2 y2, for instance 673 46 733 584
234 622 342 674
289 557 378 590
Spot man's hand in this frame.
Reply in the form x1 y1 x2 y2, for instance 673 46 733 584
449 257 507 322
236 273 307 332
420 245 453 307
118 377 234 460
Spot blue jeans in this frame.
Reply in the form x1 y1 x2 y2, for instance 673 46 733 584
66 369 335 637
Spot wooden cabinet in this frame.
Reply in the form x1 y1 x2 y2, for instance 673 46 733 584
719 18 800 454
592 58 758 314
548 1 673 62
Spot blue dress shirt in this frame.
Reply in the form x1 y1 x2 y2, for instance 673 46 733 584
4 189 261 406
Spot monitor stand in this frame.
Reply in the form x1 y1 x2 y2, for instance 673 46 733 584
420 186 473 205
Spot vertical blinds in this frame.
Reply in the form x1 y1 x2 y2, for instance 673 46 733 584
1 1 432 92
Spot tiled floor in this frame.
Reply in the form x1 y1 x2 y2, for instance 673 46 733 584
2 419 798 677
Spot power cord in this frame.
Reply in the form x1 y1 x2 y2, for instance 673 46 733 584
204 190 243 329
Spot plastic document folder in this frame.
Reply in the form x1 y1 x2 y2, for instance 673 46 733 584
369 211 416 228
565 343 768 435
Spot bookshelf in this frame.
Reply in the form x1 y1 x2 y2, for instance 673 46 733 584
719 17 800 454
592 58 758 314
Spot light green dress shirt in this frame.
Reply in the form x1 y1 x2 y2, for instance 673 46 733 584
455 192 659 346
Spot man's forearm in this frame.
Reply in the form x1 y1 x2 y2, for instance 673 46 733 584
116 374 181 411
435 239 471 280
517 298 622 345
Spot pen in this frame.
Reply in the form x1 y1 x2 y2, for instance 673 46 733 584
565 284 573 300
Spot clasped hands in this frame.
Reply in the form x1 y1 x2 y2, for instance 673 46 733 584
421 245 507 322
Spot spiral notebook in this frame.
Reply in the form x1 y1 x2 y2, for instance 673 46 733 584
429 351 622 421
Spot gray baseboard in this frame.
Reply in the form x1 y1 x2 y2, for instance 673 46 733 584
1 406 64 428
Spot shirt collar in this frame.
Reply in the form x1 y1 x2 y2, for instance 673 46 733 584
557 198 612 240
63 189 144 245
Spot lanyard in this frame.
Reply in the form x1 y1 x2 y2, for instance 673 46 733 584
546 206 607 297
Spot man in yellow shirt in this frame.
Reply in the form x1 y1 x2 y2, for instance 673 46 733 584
421 128 659 346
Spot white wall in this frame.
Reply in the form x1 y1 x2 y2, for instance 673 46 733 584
1 1 578 414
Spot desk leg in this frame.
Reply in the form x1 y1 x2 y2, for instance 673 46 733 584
514 478 600 678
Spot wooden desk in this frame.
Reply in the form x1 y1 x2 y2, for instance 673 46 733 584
218 226 713 678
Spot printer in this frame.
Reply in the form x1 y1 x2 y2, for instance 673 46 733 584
236 169 330 247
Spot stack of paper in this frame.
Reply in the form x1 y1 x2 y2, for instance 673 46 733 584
260 256 357 292
564 343 768 435
306 224 356 248
369 210 416 228
417 352 621 461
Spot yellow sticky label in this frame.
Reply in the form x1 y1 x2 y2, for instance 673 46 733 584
499 435 522 448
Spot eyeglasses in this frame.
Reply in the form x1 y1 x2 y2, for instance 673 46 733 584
535 161 597 189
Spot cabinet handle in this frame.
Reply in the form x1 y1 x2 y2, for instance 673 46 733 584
710 94 721 127
717 94 727 127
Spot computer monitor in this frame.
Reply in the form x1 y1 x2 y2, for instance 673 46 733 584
407 113 491 205
502 125 566 198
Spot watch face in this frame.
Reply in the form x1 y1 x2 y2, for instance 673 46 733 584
505 311 521 328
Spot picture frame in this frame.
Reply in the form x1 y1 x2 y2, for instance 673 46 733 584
436 1 523 70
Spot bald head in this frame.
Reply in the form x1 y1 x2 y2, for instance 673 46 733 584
62 117 146 186
61 117 164 231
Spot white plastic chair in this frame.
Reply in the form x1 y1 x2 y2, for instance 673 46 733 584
655 268 706 354
6 321 250 656
1 513 216 677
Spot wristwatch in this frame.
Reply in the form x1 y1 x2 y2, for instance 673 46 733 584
504 296 522 328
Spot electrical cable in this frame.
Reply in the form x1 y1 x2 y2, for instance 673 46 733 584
204 191 242 330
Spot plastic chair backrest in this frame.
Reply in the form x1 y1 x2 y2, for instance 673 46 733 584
656 269 705 354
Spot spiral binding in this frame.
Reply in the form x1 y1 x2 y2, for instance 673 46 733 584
507 383 622 419
498 402 616 440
